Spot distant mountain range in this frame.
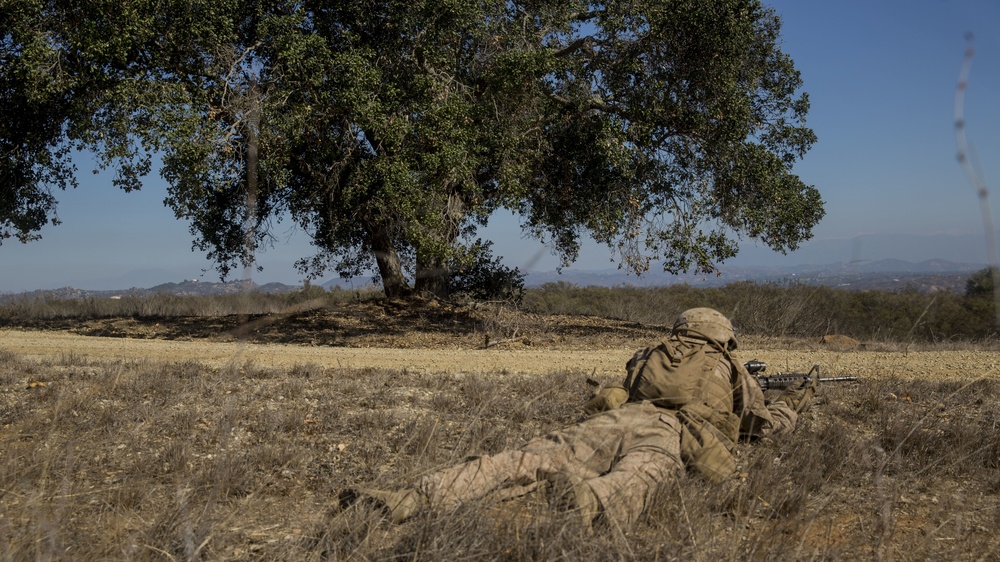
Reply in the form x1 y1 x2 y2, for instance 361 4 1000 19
0 259 987 302
523 258 985 293
0 279 300 302
4 231 993 293
722 232 997 268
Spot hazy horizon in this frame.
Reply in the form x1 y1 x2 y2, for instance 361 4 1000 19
2 231 992 293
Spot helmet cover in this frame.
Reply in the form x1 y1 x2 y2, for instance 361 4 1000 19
673 307 738 350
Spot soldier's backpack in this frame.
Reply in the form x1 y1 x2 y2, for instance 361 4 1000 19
622 335 736 413
623 335 745 482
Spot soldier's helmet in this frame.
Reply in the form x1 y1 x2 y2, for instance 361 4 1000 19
673 307 738 350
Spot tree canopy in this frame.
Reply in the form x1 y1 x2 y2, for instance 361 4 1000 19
1 0 824 297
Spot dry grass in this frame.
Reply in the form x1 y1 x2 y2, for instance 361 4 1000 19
2 347 999 561
524 281 999 344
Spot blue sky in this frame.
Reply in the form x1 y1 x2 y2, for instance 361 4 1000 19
2 0 999 292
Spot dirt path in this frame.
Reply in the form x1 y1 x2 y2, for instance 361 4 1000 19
3 328 998 380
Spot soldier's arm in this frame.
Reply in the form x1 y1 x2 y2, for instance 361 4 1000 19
736 366 803 439
582 347 648 415
761 400 799 437
740 377 813 439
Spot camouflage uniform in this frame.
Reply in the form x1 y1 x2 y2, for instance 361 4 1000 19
411 347 799 526
342 308 811 526
416 401 681 526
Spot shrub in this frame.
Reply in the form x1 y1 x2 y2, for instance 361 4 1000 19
449 240 525 303
521 276 1000 343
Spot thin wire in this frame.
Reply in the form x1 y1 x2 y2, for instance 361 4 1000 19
954 33 1000 327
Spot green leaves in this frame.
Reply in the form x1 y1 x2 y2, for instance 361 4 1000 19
514 0 822 276
1 0 823 296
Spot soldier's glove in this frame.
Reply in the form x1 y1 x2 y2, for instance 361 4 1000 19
777 377 817 414
582 386 627 415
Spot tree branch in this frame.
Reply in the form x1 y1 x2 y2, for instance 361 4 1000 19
552 36 594 58
543 90 612 114
569 10 602 22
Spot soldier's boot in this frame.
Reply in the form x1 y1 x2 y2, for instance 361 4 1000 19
543 471 601 526
338 487 427 524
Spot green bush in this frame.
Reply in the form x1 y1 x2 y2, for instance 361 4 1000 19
448 241 525 303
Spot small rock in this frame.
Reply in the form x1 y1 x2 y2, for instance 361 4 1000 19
819 334 862 350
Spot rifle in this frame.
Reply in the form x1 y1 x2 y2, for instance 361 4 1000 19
743 360 858 391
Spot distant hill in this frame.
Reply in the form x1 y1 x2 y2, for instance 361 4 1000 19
725 232 996 267
0 279 299 303
0 259 987 301
144 279 294 296
524 259 985 293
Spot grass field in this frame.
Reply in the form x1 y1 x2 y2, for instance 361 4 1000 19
2 296 1000 560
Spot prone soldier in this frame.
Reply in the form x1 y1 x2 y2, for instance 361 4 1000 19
340 308 816 526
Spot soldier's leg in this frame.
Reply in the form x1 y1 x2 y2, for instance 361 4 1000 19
417 406 639 509
342 448 556 522
342 407 642 522
416 449 557 509
583 406 683 527
521 405 647 476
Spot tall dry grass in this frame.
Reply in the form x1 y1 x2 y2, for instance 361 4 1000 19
2 348 999 560
0 286 381 322
523 281 999 344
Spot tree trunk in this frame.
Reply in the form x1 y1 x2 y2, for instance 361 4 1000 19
415 255 451 297
368 224 410 298
414 191 464 297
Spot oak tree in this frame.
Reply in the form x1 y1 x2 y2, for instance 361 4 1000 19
1 0 823 298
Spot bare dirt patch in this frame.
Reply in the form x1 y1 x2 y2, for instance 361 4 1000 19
3 327 999 382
